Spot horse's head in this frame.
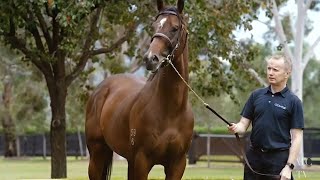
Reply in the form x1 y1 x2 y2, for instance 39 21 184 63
143 0 188 72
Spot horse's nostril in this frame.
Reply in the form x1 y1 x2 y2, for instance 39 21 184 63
152 55 159 62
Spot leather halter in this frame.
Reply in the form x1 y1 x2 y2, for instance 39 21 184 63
151 10 183 49
150 10 188 73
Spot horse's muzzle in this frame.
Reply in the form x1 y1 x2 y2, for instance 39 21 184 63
144 53 161 71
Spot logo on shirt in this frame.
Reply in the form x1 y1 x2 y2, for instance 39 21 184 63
274 103 286 110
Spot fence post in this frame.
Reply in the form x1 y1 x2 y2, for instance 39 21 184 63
16 136 20 157
77 128 84 159
42 134 46 159
206 134 211 168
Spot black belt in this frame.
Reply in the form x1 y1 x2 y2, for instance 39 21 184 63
251 146 289 153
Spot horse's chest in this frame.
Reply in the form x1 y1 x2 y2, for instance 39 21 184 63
145 128 186 158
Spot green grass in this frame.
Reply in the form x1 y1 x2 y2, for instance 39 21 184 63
0 156 319 180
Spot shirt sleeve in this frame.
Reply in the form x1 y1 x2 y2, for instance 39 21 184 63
291 97 304 129
240 92 255 121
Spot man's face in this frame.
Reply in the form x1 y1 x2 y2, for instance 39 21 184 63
267 58 290 86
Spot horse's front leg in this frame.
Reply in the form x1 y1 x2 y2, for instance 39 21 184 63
164 155 187 180
128 151 153 180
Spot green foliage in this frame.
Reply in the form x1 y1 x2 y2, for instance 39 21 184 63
303 59 320 127
66 78 87 132
184 1 261 98
194 126 229 134
0 43 48 135
13 82 49 134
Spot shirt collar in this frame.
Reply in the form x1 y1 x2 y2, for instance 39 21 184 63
264 85 289 98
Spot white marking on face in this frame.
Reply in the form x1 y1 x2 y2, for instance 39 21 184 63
148 51 153 59
159 17 167 29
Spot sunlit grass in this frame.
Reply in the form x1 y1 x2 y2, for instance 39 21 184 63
0 156 319 180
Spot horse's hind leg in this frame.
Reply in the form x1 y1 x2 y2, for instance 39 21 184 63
87 140 113 180
164 156 186 180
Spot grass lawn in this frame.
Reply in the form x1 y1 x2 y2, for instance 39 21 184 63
1 156 319 180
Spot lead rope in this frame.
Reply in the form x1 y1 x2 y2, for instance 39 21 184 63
167 59 281 179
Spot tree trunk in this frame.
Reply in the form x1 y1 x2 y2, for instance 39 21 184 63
2 113 17 157
291 64 303 100
47 79 67 178
291 65 304 168
1 75 17 157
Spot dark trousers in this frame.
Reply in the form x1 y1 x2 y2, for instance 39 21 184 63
244 147 293 180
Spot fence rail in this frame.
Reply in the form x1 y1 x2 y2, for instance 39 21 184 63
0 128 319 165
0 132 87 157
188 128 320 165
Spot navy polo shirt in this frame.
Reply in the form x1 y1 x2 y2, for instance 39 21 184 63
241 86 304 149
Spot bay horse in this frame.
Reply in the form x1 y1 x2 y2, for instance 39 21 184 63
85 0 194 179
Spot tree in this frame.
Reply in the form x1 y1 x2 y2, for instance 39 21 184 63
0 43 49 156
303 58 320 127
1 73 16 157
0 45 19 157
0 0 143 178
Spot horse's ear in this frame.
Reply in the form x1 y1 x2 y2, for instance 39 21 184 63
157 0 164 12
177 0 184 13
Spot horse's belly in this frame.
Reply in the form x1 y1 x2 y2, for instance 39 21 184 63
99 75 144 158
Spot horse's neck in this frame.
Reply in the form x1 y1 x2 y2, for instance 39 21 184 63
149 53 189 114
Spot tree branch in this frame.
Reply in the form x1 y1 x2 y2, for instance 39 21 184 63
4 35 53 78
304 0 313 13
289 13 296 41
238 61 268 87
33 3 53 52
89 34 130 56
52 16 60 51
3 2 52 78
302 35 320 69
247 68 268 87
65 7 103 86
255 19 269 27
90 21 138 56
271 0 294 61
23 7 46 52
294 0 306 63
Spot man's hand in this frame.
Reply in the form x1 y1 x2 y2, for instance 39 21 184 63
227 117 251 134
280 165 292 180
228 123 238 134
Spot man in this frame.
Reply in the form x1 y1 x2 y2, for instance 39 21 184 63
228 54 304 180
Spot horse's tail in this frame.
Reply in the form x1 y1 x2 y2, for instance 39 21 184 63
92 86 113 180
86 82 114 180
104 144 113 180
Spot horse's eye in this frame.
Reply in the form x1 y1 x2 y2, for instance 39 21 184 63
171 27 178 32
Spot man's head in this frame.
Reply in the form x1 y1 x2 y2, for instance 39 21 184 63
265 54 292 87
